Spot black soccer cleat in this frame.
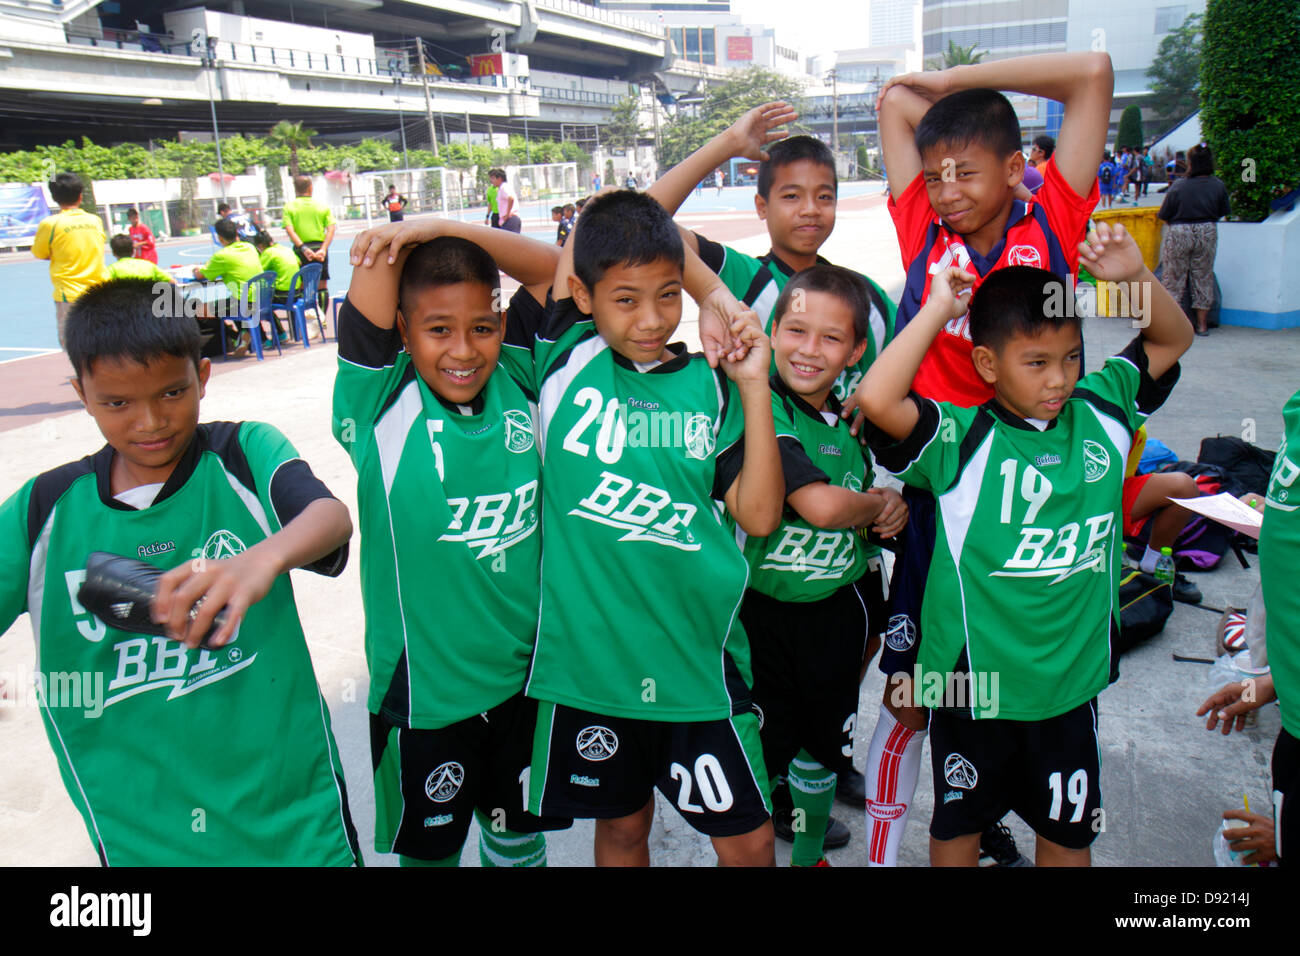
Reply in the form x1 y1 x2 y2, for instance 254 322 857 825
772 807 851 850
1172 573 1203 605
835 767 867 807
978 822 1032 867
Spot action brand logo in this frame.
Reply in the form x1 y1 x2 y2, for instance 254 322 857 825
884 613 917 652
425 761 465 802
991 513 1113 584
137 540 176 559
576 725 619 761
1082 440 1111 483
943 753 978 790
570 472 698 550
440 479 539 560
683 414 715 460
202 529 247 561
1007 244 1042 268
759 526 856 582
503 409 535 454
819 443 843 458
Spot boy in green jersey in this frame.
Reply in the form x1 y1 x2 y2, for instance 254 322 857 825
858 222 1193 866
737 265 908 866
0 278 360 866
518 189 784 866
339 219 571 866
648 103 897 403
105 234 174 284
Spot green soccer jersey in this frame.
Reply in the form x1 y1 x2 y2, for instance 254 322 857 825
867 337 1179 721
259 244 299 292
695 234 897 401
106 257 172 284
201 240 262 299
741 375 877 603
332 292 544 729
1260 388 1300 738
282 197 334 243
518 298 754 721
0 422 358 866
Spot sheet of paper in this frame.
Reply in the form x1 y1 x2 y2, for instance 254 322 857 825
1167 492 1264 539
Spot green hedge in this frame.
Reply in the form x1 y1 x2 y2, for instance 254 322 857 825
1200 0 1300 221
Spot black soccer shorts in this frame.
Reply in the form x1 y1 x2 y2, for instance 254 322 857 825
741 566 884 779
371 692 571 861
928 698 1103 849
528 702 771 838
1275 727 1299 866
878 485 936 679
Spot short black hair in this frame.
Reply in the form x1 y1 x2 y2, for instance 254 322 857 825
772 264 869 345
552 205 564 215
66 278 202 380
251 230 273 249
49 172 84 206
968 266 1081 353
214 218 239 242
489 168 506 181
398 236 501 315
915 89 1022 160
217 202 231 215
109 234 134 258
127 207 140 217
758 135 837 199
572 189 683 291
1033 135 1056 159
1188 144 1215 177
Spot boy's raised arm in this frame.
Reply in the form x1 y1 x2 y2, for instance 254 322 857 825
1077 222 1193 379
647 100 797 252
857 267 974 440
876 83 935 202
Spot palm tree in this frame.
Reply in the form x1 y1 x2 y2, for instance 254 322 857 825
926 41 986 71
267 120 316 177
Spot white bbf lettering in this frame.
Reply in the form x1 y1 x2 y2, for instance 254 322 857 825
1275 455 1299 490
610 484 672 526
1040 522 1079 569
502 480 538 535
1082 513 1113 555
108 638 151 691
466 492 512 540
805 531 842 568
579 472 633 515
768 527 813 563
1005 528 1054 568
149 636 188 682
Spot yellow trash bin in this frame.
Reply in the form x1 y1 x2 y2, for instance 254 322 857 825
1091 207 1163 316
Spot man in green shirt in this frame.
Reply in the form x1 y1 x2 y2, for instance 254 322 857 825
194 218 262 356
282 175 336 317
106 234 174 284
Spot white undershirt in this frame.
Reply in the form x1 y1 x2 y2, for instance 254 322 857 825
1025 417 1050 431
114 482 165 509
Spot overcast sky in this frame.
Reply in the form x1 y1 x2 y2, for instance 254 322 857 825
731 0 872 60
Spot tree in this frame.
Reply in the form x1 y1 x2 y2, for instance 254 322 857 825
267 120 315 177
658 67 806 168
1200 0 1300 221
1116 105 1145 150
605 95 643 154
1146 13 1203 122
926 41 986 71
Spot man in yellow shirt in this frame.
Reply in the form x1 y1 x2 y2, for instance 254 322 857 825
31 173 107 349
281 175 335 316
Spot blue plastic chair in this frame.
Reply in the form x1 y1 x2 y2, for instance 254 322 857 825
283 262 325 348
243 271 280 360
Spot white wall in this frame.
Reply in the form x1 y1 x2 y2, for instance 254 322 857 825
163 8 377 60
1215 206 1300 329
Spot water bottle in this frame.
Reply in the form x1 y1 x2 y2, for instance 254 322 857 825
1154 546 1175 586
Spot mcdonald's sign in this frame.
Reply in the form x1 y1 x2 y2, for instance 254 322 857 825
470 53 503 76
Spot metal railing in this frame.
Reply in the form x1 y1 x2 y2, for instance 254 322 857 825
532 0 664 38
535 85 623 106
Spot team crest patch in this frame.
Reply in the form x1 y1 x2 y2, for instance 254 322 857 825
576 725 619 761
1082 440 1111 483
683 414 715 460
1007 244 1042 268
943 753 978 790
842 472 863 492
751 703 765 730
503 409 535 454
885 614 916 652
425 761 465 803
202 529 246 561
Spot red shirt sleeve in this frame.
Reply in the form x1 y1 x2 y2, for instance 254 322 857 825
1036 160 1098 273
887 172 935 269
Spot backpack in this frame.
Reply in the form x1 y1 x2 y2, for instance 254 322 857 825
1099 164 1114 186
1116 570 1174 655
1197 436 1276 498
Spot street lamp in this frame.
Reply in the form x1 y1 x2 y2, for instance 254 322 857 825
198 32 228 203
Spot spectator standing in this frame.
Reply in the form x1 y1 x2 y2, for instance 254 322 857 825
282 175 336 315
1157 143 1230 336
489 168 521 232
385 185 408 222
31 172 107 349
126 207 158 264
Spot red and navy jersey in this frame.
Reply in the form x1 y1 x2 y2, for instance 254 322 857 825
889 160 1099 407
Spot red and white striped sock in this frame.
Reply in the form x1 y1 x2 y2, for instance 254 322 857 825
865 704 925 867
